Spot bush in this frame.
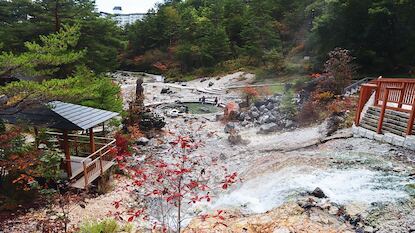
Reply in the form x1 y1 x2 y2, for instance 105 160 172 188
78 219 133 233
280 91 297 118
297 101 320 126
312 91 335 104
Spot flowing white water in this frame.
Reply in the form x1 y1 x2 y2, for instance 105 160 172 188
211 166 409 214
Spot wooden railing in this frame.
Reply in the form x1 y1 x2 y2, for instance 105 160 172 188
355 77 415 135
355 83 377 126
45 131 113 156
373 78 415 111
80 139 116 188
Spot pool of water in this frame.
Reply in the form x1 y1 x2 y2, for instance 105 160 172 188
183 103 221 114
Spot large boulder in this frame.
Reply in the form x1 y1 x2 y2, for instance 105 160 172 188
254 100 266 108
258 123 279 134
311 187 327 198
160 88 170 94
228 131 249 145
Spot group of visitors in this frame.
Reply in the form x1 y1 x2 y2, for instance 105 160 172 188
199 96 219 106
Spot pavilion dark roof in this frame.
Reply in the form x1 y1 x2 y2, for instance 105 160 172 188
0 101 119 130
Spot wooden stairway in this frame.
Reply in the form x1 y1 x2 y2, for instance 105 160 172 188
361 106 415 136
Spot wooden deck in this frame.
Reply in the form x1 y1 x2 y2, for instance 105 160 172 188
70 160 115 189
69 139 117 189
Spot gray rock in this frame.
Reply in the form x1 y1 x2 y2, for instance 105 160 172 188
238 112 246 121
311 187 327 198
224 122 237 134
285 120 294 128
251 111 260 119
228 132 248 145
160 88 170 94
269 115 277 122
38 143 48 149
219 153 227 160
259 105 267 112
258 123 279 134
136 137 150 146
266 102 275 110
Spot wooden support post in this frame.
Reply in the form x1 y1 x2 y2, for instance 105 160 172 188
355 86 368 126
377 88 390 134
89 128 96 153
83 161 88 189
63 130 72 177
406 101 415 136
74 136 79 156
102 123 106 137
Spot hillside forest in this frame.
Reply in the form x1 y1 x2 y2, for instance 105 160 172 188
1 0 415 84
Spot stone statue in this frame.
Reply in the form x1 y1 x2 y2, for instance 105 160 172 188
136 78 144 101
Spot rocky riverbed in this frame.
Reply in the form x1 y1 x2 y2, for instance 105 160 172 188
2 72 415 233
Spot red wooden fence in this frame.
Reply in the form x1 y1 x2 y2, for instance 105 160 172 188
355 77 415 135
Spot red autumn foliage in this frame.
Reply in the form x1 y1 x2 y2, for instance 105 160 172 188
152 62 168 72
223 101 239 122
242 86 259 106
112 133 238 232
0 128 41 190
310 73 322 79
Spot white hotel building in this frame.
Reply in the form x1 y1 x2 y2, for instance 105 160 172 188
100 6 147 27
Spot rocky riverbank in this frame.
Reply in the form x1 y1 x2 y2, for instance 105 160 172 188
1 72 414 233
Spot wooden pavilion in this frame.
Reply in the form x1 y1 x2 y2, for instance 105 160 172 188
0 101 119 189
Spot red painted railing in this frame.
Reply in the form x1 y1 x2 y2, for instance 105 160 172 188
355 77 415 135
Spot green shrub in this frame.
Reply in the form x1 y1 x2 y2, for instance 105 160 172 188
280 91 297 118
78 219 134 233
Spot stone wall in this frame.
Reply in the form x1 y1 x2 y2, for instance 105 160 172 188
352 125 415 150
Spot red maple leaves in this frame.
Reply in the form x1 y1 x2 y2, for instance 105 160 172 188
111 134 238 231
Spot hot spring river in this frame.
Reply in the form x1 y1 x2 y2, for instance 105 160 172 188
212 166 409 214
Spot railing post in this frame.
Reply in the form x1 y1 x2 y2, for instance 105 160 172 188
374 79 381 105
83 161 88 189
377 88 390 134
406 101 415 136
355 86 368 126
398 83 407 108
99 151 103 175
